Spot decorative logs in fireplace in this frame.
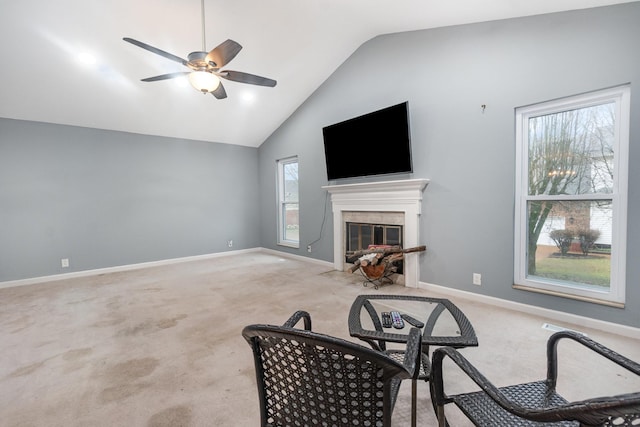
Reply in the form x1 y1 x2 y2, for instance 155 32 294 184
347 245 426 288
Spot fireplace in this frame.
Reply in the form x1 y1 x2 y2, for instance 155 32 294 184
322 179 429 287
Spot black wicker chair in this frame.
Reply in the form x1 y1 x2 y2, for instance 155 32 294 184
430 330 640 426
242 310 422 427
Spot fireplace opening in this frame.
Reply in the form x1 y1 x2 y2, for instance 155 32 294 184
346 222 404 274
346 222 403 252
345 222 403 274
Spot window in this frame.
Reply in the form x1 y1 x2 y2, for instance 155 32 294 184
514 86 630 305
277 157 299 247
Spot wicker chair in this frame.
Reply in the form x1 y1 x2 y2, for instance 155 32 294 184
430 330 640 426
242 310 422 427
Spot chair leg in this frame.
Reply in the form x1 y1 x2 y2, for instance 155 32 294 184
436 405 446 427
411 379 417 427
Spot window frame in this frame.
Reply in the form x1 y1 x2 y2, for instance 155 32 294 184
514 85 630 306
276 156 299 248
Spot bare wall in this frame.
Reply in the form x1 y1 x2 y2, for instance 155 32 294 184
257 3 640 328
0 118 260 281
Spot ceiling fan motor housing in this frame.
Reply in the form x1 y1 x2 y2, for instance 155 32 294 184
187 51 213 70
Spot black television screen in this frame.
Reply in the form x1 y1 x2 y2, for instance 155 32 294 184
322 102 412 180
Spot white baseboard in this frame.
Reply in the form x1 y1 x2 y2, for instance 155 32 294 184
418 281 640 340
3 250 637 340
0 247 332 290
0 248 260 290
0 248 335 290
259 247 335 269
264 251 640 339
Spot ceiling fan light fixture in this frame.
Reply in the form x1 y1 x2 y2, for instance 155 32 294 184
189 71 220 93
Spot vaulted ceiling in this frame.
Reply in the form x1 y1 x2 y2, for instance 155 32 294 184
0 0 634 147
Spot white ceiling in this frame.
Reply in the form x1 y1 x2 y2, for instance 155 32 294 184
0 0 635 148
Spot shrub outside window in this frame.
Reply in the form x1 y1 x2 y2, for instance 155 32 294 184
514 86 630 305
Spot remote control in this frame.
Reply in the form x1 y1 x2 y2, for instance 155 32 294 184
401 313 424 328
381 312 392 328
390 311 404 329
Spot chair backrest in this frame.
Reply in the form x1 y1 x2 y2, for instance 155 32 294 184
242 323 411 427
547 331 640 426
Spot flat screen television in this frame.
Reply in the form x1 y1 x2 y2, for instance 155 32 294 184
322 102 412 180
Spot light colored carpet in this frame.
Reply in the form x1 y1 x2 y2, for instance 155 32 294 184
1 252 638 426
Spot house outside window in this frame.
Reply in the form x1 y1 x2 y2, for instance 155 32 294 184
277 156 299 248
514 85 630 306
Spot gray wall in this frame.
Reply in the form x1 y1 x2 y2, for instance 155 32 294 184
258 3 640 328
0 118 260 281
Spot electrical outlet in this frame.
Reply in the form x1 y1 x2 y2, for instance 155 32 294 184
307 245 312 253
61 258 70 268
227 240 233 248
473 273 481 286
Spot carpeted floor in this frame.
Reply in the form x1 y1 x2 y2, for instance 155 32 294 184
1 251 639 426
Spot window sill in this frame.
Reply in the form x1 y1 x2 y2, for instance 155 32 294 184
513 283 624 308
277 241 299 249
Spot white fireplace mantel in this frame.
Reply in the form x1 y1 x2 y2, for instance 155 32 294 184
322 178 430 287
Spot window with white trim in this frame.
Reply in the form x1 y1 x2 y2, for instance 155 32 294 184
514 86 630 305
277 156 299 248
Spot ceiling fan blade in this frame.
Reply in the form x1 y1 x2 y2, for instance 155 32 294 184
221 70 277 87
211 82 227 99
141 72 190 82
205 39 242 69
123 37 188 66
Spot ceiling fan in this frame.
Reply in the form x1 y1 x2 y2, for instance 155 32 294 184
123 0 276 99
